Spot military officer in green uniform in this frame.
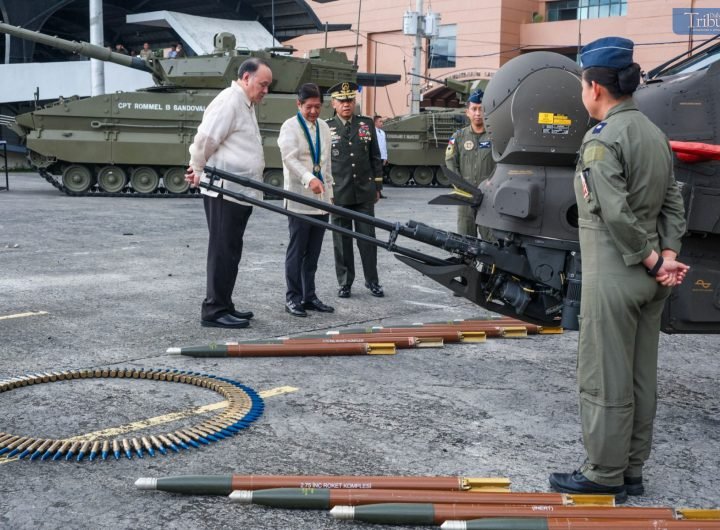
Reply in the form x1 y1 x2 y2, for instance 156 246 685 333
445 89 496 240
549 37 689 502
326 81 385 298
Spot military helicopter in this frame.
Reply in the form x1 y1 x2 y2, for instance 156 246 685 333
194 39 719 335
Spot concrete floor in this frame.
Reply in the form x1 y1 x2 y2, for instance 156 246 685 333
1 173 718 529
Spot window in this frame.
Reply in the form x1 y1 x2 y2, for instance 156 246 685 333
428 24 456 69
546 0 627 22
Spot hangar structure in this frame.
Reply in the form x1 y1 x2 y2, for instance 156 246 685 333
0 0 348 63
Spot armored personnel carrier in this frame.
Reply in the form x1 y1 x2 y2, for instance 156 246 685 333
381 79 481 187
0 23 365 196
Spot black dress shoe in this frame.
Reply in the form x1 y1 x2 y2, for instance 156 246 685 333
230 309 254 320
201 314 250 329
302 298 335 313
624 475 644 496
549 470 627 503
285 301 307 317
338 285 351 298
365 281 384 297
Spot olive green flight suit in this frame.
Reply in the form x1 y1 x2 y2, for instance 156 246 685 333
444 126 496 239
326 114 384 287
574 99 686 486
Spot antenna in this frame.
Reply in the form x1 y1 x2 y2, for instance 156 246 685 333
353 0 362 67
271 0 276 47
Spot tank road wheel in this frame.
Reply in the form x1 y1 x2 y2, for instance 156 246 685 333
388 166 411 186
62 165 93 193
435 167 450 187
131 167 160 194
163 167 190 194
263 169 284 189
97 165 127 193
413 166 435 187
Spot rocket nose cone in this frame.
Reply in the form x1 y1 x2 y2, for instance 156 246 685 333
228 490 253 503
329 506 355 520
440 522 467 530
134 477 157 490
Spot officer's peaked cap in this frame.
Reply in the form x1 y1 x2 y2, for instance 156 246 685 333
328 81 358 100
580 36 634 70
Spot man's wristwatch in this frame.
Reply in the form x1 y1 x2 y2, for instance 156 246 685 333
647 255 664 276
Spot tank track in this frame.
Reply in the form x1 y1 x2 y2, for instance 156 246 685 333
38 168 200 198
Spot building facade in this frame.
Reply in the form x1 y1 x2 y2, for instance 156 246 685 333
288 0 718 117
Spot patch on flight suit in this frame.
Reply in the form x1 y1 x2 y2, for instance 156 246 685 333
445 136 456 158
478 141 491 149
592 122 607 134
583 144 606 163
464 140 475 151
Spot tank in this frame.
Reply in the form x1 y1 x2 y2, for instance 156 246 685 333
380 78 492 188
0 22 358 196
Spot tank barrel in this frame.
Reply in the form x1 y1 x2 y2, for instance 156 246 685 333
0 22 153 74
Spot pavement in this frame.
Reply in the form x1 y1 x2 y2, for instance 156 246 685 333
1 173 718 529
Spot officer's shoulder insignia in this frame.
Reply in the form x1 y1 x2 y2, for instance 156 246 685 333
592 122 607 134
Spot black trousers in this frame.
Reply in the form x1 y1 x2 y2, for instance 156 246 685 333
201 195 253 320
285 214 328 304
331 201 379 287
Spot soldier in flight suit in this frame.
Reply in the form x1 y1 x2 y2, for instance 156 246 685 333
549 37 689 503
445 89 496 240
326 82 385 298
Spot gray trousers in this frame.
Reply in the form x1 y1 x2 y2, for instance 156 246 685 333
577 227 670 485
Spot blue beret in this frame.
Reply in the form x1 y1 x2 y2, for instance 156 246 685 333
468 89 484 104
581 37 634 70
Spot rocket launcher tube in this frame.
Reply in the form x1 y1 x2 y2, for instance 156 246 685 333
170 336 424 355
135 475 510 495
443 519 720 530
337 324 524 338
228 488 614 509
175 342 396 357
329 503 677 525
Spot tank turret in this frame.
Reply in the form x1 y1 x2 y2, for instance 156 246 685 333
0 22 362 196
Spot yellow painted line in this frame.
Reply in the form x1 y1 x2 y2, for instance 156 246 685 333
0 311 48 321
0 385 298 465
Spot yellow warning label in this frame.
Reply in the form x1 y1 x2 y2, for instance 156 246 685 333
538 113 572 126
538 113 554 124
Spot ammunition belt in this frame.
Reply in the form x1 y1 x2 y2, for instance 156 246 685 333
0 368 263 462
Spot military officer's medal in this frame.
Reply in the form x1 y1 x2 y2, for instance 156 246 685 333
297 111 323 182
